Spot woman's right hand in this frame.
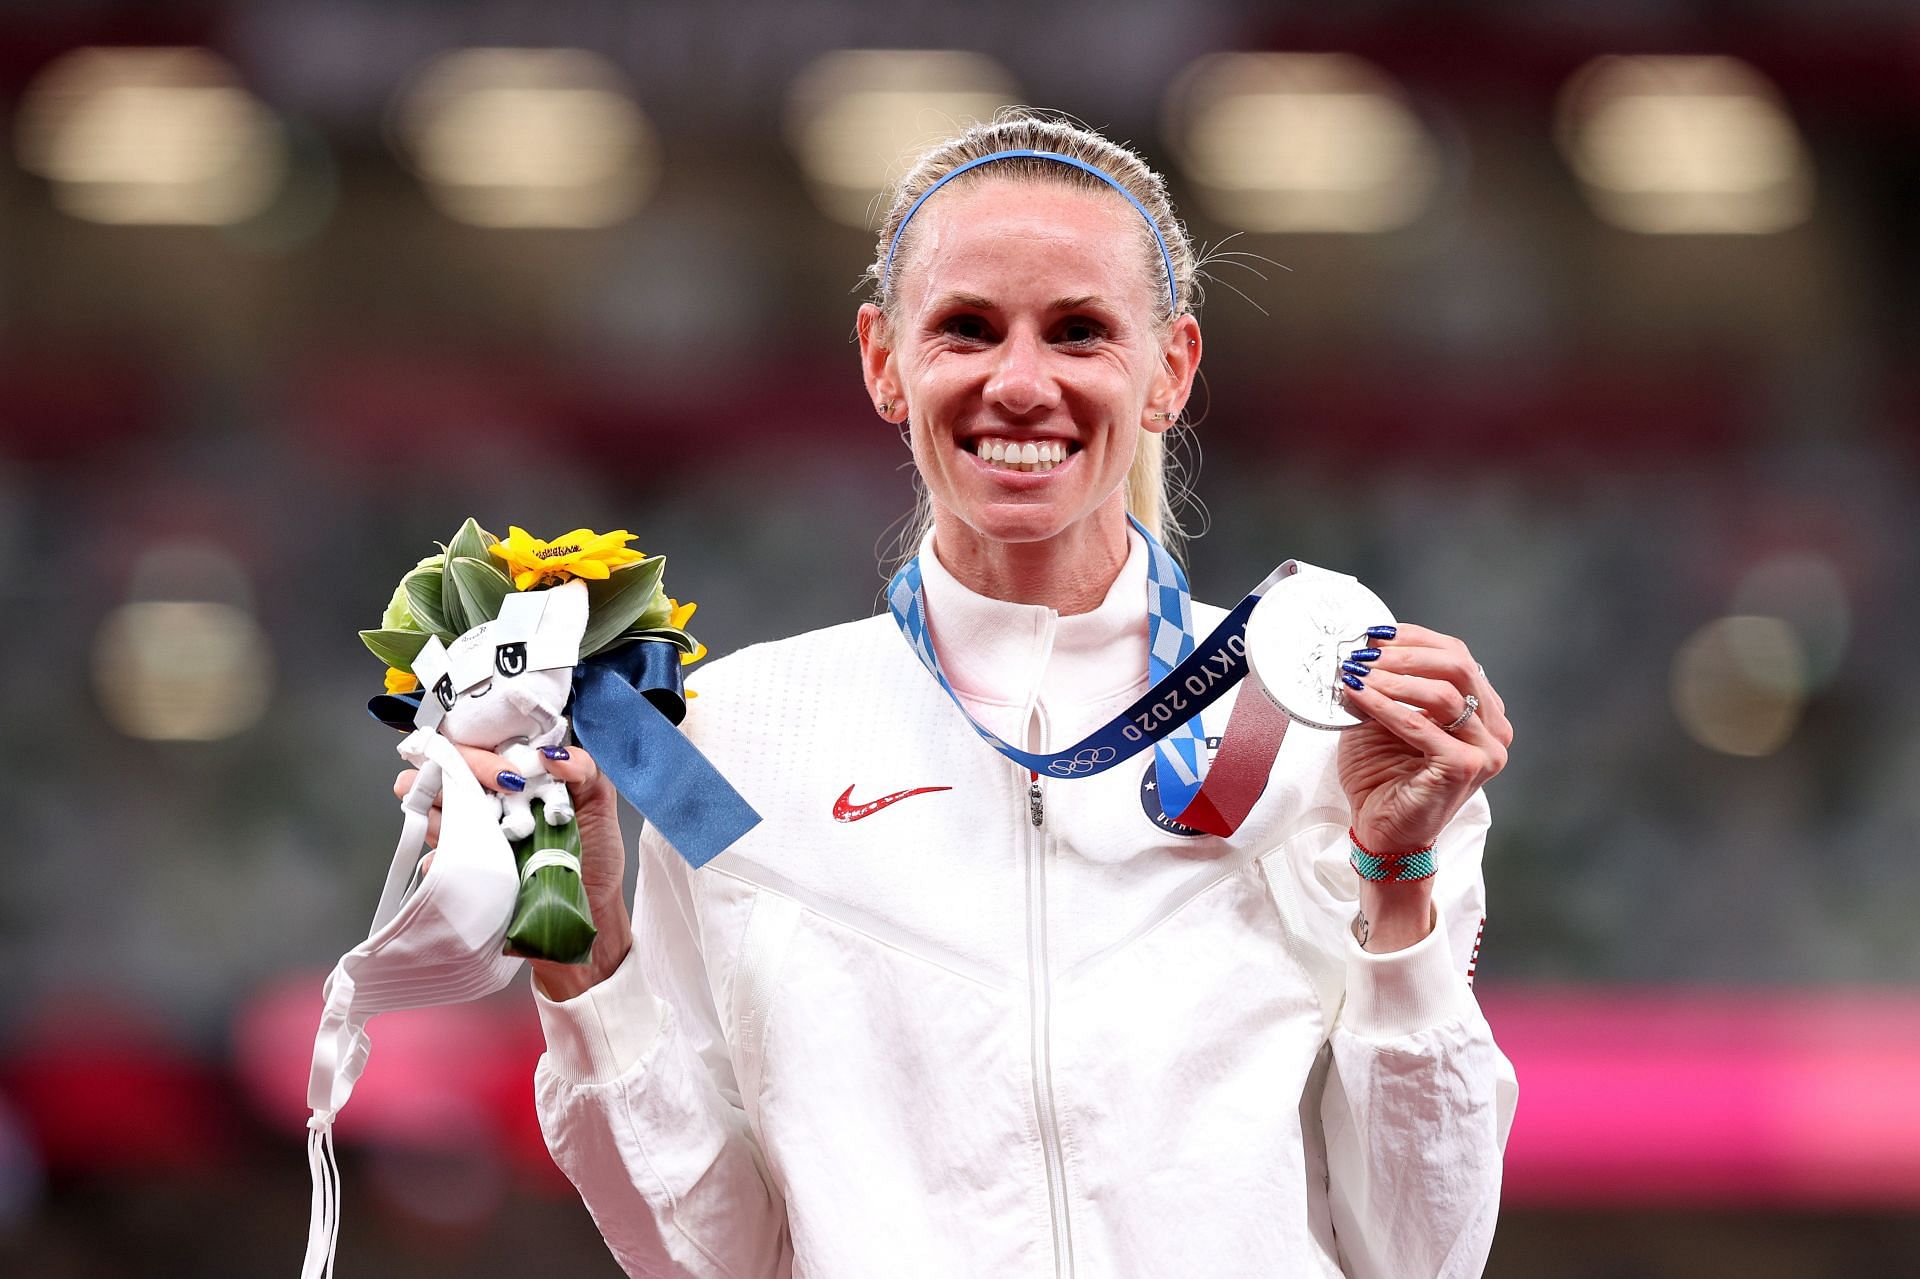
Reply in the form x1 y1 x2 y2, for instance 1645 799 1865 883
393 740 634 1001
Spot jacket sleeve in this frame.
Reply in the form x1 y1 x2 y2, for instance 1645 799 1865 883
1308 790 1519 1279
532 823 792 1278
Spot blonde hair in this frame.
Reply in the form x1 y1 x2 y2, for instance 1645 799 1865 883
869 109 1199 566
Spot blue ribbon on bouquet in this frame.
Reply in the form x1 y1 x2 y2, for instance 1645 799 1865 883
568 639 761 868
886 515 1294 825
369 638 761 869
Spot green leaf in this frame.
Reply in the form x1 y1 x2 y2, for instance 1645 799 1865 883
503 799 596 964
448 556 512 630
581 555 665 656
438 561 471 634
619 626 696 654
359 627 432 670
636 591 674 630
445 517 496 569
403 566 452 640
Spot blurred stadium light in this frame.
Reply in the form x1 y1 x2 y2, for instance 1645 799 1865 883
1670 614 1808 757
785 49 1019 228
14 46 288 226
1730 552 1850 690
1163 51 1441 233
92 601 274 742
393 48 657 229
90 540 273 743
1556 55 1814 235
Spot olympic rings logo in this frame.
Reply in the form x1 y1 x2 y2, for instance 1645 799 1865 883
1047 746 1117 776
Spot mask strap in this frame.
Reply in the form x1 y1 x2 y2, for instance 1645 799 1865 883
302 1113 340 1279
374 736 440 932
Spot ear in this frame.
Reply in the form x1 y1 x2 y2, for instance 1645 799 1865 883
1145 313 1202 434
857 303 906 424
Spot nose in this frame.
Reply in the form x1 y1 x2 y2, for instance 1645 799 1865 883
982 325 1060 419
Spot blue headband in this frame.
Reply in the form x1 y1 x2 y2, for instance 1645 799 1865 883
882 148 1180 316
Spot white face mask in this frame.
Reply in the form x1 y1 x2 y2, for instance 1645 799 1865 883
301 726 523 1278
302 580 595 1275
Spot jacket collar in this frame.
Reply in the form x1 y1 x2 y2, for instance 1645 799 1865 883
916 525 1150 708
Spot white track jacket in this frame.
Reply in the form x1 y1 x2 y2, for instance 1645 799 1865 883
532 529 1519 1278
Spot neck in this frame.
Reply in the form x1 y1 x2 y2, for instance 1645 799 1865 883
929 499 1131 616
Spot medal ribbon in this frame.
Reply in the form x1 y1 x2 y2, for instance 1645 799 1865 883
887 516 1299 836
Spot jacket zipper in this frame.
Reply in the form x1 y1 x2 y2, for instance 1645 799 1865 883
1023 758 1075 1277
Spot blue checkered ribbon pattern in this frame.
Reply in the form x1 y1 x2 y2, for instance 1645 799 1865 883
887 517 1291 815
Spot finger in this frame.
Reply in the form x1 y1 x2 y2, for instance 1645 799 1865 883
1352 641 1474 684
424 807 441 849
418 850 436 874
1348 666 1474 727
394 768 419 801
1367 622 1464 654
1350 670 1507 781
1358 626 1513 748
538 743 602 792
1338 677 1479 766
1358 646 1512 747
452 742 525 794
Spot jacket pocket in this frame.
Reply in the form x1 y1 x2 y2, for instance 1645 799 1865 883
1253 816 1350 1036
727 889 804 1135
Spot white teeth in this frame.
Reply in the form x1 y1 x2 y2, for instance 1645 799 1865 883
971 437 1073 471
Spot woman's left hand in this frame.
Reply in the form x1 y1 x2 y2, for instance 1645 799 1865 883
1334 623 1514 855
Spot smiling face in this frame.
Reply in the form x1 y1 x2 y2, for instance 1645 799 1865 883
860 178 1199 570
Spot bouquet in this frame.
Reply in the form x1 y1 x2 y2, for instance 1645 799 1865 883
360 517 704 964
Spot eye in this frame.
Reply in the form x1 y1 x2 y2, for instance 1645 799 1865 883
433 674 455 711
1057 317 1107 346
495 641 527 677
939 313 993 343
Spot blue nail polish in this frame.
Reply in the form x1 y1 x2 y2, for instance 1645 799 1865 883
1349 648 1381 662
1366 625 1397 640
1340 673 1365 691
540 745 570 761
497 770 526 792
1340 660 1371 678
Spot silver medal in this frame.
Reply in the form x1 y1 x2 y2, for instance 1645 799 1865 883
1243 566 1394 731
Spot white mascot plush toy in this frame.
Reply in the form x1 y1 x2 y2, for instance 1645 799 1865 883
399 580 588 844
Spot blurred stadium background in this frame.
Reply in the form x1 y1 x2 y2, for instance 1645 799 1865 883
2 0 1918 1274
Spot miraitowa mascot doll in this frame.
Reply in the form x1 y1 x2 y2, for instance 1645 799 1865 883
301 519 758 1278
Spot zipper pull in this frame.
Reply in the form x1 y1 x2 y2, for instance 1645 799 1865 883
1028 771 1044 828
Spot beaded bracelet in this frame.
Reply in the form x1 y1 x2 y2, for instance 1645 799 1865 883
1348 826 1437 884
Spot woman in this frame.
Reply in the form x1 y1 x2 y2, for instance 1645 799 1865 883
402 112 1517 1277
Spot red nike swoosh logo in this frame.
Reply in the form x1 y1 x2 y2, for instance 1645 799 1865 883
832 784 952 823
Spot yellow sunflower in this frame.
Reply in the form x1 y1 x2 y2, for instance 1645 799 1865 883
490 525 646 591
667 598 707 666
385 667 420 695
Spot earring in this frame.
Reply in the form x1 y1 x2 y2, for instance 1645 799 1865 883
1148 410 1174 422
877 400 894 416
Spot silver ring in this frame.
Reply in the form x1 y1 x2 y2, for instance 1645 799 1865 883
1442 692 1480 734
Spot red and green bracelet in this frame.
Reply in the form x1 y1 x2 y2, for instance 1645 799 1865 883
1348 827 1437 883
